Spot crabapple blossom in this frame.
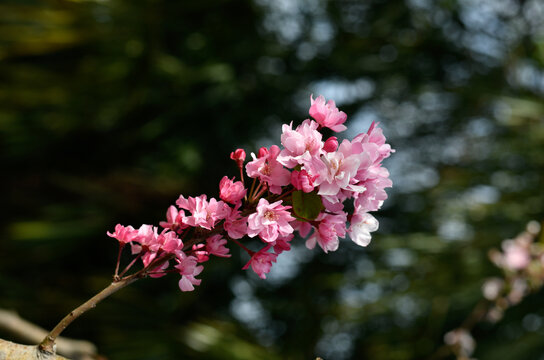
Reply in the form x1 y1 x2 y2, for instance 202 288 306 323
219 176 246 205
107 224 138 244
356 121 394 160
159 205 187 233
277 119 323 168
353 175 392 212
272 234 293 255
41 93 398 360
130 224 157 255
156 229 183 253
242 245 278 279
206 234 231 258
293 220 313 238
315 139 366 196
105 93 393 293
309 94 347 132
247 198 296 242
175 253 204 292
176 194 229 230
192 243 209 263
306 212 348 253
246 145 290 194
224 206 248 239
348 212 379 247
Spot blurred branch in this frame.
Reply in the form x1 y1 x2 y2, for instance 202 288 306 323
431 220 543 360
0 309 98 360
0 338 68 360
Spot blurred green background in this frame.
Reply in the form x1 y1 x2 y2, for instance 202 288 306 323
1 0 544 359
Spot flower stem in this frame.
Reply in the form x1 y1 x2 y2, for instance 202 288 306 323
118 253 142 278
114 243 125 278
229 237 254 256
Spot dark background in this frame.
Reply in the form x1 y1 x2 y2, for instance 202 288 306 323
1 0 543 359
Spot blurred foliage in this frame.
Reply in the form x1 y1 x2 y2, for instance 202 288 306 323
1 0 544 359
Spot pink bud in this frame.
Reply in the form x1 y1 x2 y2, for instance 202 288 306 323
230 148 246 163
257 147 269 158
291 170 317 193
323 136 338 152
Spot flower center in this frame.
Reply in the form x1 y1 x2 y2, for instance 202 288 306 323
305 138 316 152
260 162 271 176
264 210 278 221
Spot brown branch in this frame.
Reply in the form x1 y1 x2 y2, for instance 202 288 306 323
38 276 139 355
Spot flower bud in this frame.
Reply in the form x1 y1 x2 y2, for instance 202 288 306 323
257 147 269 158
291 170 316 193
230 148 246 163
323 136 338 152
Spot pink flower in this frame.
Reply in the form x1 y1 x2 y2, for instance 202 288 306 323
309 95 347 132
277 120 323 168
159 206 187 233
224 206 248 239
348 212 379 247
247 198 295 242
107 224 138 244
291 169 317 193
148 261 169 279
219 176 246 205
156 229 183 253
353 175 392 212
242 246 277 279
351 123 394 212
294 220 313 238
306 212 347 253
354 121 394 161
192 243 209 262
273 234 293 255
206 234 231 258
130 224 158 255
321 195 345 212
315 139 366 196
175 253 204 292
176 194 229 230
502 240 530 271
245 145 290 194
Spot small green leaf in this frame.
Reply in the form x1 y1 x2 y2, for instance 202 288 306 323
291 190 323 221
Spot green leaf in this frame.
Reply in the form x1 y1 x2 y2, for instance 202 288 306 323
291 190 323 221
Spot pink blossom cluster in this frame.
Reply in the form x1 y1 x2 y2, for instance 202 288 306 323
483 220 543 320
107 95 394 291
441 221 542 360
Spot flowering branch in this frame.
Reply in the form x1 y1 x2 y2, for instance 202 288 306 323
436 220 543 360
34 94 394 358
